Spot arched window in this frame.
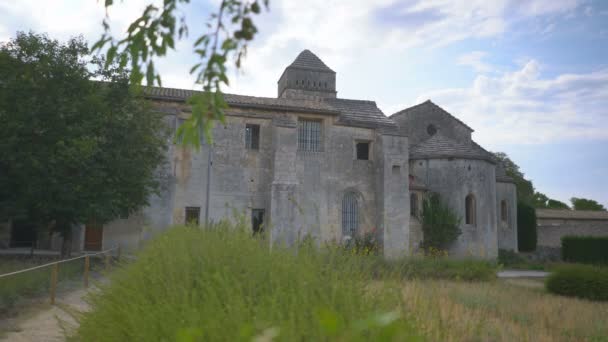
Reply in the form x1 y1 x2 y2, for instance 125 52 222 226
410 193 418 218
342 192 359 238
465 194 476 225
500 200 507 222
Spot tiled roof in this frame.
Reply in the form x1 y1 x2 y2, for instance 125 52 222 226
536 209 608 220
326 98 397 131
409 134 496 163
142 86 398 130
288 49 334 73
390 100 474 132
143 86 338 114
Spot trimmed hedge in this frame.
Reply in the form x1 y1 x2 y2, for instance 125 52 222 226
562 236 608 265
545 264 608 301
517 201 537 252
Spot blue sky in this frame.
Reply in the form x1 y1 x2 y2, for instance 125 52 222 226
1 0 607 207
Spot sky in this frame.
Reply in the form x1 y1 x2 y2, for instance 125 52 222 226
1 0 607 208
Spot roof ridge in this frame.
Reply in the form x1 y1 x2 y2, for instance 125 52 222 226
389 100 432 118
288 49 334 73
389 100 474 132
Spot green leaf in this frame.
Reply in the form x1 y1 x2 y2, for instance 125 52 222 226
105 45 117 69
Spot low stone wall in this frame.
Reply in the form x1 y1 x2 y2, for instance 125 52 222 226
537 218 608 248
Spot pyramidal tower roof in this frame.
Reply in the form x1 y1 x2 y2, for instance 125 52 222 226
288 49 334 73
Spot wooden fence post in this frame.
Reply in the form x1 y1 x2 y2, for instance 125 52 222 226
50 263 58 305
84 255 90 288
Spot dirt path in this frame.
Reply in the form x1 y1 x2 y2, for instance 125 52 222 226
1 286 93 342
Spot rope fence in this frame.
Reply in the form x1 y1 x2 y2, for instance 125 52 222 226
0 245 121 305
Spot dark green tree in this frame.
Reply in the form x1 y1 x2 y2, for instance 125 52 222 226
517 202 537 252
571 197 606 211
493 152 535 203
546 199 570 210
493 152 568 210
0 32 168 256
420 193 462 252
96 0 268 147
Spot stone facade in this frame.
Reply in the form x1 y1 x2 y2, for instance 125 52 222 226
536 209 608 248
0 50 517 258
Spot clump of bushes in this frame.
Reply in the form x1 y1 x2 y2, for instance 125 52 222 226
420 193 461 252
517 201 537 252
561 236 608 265
75 223 418 341
545 264 608 301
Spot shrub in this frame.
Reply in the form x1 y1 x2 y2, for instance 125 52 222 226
421 193 461 252
517 201 537 252
497 248 528 265
75 223 419 341
346 229 380 256
545 264 608 301
561 236 608 265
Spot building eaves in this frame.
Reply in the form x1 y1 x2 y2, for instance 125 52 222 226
536 209 608 221
409 134 496 164
142 86 340 115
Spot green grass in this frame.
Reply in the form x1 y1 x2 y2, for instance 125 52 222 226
0 257 87 313
75 224 424 341
74 222 500 341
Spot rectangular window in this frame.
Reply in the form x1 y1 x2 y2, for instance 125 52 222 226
245 124 260 150
297 119 322 152
251 209 265 234
185 206 200 225
356 142 370 160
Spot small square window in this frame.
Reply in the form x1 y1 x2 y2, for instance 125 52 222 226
356 142 370 160
245 124 260 150
185 206 200 225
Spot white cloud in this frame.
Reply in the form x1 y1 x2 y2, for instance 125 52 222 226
415 60 608 146
457 51 494 73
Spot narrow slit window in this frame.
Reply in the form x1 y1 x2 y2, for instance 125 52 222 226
500 200 507 222
185 206 200 225
245 124 260 150
356 142 370 160
465 194 476 226
251 209 265 234
410 193 418 218
342 192 359 238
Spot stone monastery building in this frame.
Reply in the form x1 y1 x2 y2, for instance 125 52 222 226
3 50 519 258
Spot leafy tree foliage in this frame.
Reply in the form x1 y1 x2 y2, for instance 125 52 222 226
546 199 570 210
493 152 535 203
571 197 606 211
493 152 568 209
517 201 537 252
420 193 462 252
96 0 268 147
0 32 168 255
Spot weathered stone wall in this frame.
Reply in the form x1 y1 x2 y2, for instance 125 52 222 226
410 158 498 258
392 105 472 146
537 218 608 247
376 134 410 258
496 181 518 251
278 68 336 99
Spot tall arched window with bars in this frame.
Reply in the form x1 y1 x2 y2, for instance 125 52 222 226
342 192 359 238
